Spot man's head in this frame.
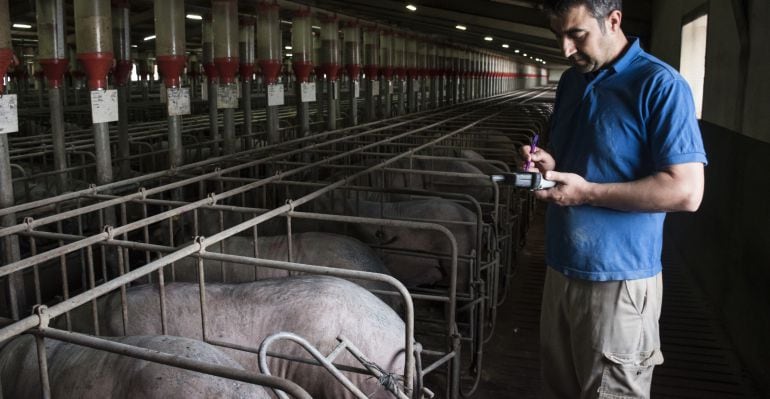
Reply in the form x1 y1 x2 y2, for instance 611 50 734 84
543 0 627 73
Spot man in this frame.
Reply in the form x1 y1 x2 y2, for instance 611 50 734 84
521 1 708 398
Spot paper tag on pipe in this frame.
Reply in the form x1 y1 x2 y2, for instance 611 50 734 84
160 85 167 103
0 95 18 134
90 90 119 123
268 84 285 106
201 78 208 100
167 87 191 116
237 80 242 99
300 82 316 103
353 80 360 98
371 80 380 97
217 84 238 109
332 81 338 100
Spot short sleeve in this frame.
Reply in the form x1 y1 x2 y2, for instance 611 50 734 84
647 78 708 169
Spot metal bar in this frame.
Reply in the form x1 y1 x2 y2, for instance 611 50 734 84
49 87 68 193
36 327 313 399
223 108 236 154
258 332 369 399
168 115 184 168
92 121 114 186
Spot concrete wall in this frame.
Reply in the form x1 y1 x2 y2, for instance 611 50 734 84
666 121 770 395
650 0 770 143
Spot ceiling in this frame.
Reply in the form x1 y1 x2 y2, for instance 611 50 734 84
7 0 652 67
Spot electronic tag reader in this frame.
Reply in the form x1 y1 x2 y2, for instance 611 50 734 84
490 171 557 191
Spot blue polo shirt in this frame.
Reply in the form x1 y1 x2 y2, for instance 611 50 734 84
546 38 708 281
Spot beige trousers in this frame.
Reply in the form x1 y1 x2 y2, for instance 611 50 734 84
540 267 664 399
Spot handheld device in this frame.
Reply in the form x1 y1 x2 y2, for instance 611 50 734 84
490 171 557 190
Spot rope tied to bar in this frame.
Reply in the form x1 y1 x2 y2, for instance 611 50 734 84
361 357 407 398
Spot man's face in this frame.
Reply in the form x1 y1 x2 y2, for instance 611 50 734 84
549 5 613 73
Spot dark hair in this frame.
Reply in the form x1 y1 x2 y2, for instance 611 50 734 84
542 0 622 30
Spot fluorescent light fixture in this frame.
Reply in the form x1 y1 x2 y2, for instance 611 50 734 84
280 20 293 25
285 45 293 50
143 35 156 41
502 44 509 48
312 25 321 29
522 53 527 56
12 23 32 29
185 14 202 20
286 53 293 56
131 44 138 48
542 61 547 64
455 25 467 31
514 49 520 53
406 4 417 11
484 36 493 41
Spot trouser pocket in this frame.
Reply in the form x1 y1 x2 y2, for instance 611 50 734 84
598 349 664 399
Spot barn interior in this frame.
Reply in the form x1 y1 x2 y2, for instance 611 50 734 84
0 0 769 398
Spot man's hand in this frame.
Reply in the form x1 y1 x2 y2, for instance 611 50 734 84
534 171 594 206
520 145 556 174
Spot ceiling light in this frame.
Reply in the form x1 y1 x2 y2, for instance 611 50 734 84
484 36 493 41
143 35 156 41
543 61 547 64
514 49 520 53
501 44 509 48
455 25 467 31
312 25 321 29
285 45 293 50
280 20 293 25
12 23 32 29
406 4 417 11
185 14 202 20
131 44 138 48
522 53 527 57
286 53 293 56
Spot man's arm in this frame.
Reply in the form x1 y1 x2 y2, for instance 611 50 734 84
535 162 705 212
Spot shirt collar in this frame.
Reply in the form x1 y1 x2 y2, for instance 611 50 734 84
608 36 641 74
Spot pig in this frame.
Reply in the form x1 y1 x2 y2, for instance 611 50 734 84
316 195 478 291
0 334 270 398
358 156 497 204
73 276 411 399
168 232 400 309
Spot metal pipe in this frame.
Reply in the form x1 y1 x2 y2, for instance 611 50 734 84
92 122 114 186
0 133 23 320
326 79 337 130
49 87 67 193
223 108 236 154
168 115 184 166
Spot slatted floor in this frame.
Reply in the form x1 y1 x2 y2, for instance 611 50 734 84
472 206 760 398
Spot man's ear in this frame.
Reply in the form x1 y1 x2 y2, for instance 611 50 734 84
606 9 623 33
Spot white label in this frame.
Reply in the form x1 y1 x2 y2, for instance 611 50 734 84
167 87 191 116
160 85 167 103
414 81 421 93
0 95 19 134
353 80 360 98
236 80 242 99
300 82 316 103
201 78 208 100
371 80 380 97
268 84 285 106
332 81 338 100
90 90 119 123
217 84 238 109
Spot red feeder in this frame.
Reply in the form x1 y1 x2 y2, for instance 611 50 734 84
156 55 186 88
78 52 114 90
